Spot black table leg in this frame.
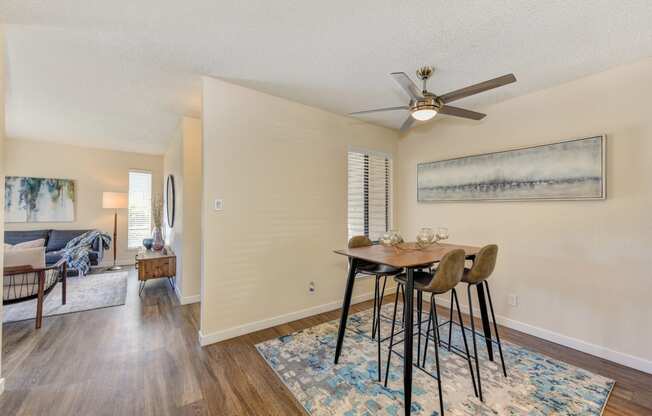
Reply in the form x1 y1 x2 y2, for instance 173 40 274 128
403 268 414 415
476 283 494 362
334 258 358 364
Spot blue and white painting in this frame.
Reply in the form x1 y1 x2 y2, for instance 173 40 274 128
4 176 75 222
417 136 605 201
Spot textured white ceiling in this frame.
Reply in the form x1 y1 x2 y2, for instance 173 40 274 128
2 1 652 154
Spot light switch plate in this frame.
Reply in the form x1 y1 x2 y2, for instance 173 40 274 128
214 199 224 211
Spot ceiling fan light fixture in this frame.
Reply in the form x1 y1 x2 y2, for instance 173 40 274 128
411 108 437 121
348 67 513 130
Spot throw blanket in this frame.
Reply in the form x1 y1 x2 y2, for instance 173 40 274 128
62 230 112 276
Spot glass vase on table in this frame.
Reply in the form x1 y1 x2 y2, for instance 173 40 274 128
380 230 403 251
151 226 165 251
416 227 436 248
435 227 449 244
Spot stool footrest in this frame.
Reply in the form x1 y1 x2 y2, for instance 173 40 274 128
387 348 442 382
438 319 503 347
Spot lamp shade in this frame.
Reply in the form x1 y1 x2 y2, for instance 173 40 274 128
102 192 128 209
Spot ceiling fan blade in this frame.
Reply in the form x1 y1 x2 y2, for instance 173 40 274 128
439 73 516 104
399 115 415 132
438 105 486 120
349 106 409 116
390 72 424 101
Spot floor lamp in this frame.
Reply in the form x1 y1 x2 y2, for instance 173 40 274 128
103 192 128 271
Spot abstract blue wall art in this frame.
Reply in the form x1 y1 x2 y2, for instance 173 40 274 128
417 136 606 202
4 176 76 222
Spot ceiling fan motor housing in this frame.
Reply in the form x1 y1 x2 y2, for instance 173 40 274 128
411 96 442 113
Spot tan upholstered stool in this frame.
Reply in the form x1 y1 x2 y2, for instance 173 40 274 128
452 244 507 402
347 235 402 382
384 249 477 416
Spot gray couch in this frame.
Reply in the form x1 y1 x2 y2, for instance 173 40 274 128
4 229 105 268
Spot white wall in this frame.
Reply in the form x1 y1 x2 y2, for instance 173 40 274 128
200 76 399 344
164 116 202 304
397 58 652 373
5 139 163 265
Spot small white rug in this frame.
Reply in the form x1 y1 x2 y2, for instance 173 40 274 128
3 271 128 324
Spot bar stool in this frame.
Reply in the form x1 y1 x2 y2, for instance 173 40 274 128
384 249 477 416
452 244 507 402
347 235 402 381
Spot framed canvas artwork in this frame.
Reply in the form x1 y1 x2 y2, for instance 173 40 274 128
4 176 76 222
417 136 606 202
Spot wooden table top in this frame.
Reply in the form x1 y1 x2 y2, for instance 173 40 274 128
334 242 481 268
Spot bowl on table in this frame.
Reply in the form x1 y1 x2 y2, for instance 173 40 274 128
142 238 154 250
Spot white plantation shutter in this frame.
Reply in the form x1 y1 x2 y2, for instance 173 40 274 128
128 171 152 248
348 150 392 241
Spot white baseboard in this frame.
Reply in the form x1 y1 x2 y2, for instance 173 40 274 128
434 294 652 375
198 287 397 347
174 283 200 305
0 377 5 396
197 284 652 375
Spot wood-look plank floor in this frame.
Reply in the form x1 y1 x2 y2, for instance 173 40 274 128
1 268 651 415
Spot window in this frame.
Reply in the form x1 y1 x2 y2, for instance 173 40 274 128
348 149 392 241
128 171 152 248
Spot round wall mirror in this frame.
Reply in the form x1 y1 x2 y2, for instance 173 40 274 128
166 174 175 228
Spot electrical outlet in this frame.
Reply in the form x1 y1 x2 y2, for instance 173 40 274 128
214 198 224 211
508 294 518 307
308 281 316 294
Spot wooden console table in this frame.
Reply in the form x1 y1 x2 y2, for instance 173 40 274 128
135 247 176 296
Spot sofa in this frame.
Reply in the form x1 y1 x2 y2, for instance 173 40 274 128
4 229 105 268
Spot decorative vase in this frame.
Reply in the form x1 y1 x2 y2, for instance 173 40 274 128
142 238 153 250
151 227 164 251
435 227 449 243
380 230 403 247
416 227 436 248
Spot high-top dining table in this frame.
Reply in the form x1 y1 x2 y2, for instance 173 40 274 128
334 242 493 416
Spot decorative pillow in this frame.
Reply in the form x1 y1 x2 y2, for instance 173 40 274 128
46 230 87 252
4 238 46 251
4 246 46 269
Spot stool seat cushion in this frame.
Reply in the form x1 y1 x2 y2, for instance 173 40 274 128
462 267 482 283
394 271 446 293
357 263 402 276
462 244 498 284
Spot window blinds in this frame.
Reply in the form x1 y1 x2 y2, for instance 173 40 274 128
347 150 392 241
128 171 152 248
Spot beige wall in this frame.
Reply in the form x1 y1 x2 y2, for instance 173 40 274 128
200 76 399 343
397 58 652 371
0 25 6 393
164 125 183 283
164 116 202 303
181 118 202 301
5 139 163 265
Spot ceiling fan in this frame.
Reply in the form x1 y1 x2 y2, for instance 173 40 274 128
349 66 516 131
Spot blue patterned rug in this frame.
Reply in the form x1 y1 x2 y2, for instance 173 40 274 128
256 302 614 415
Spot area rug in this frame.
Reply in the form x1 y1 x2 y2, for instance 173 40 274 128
3 271 128 323
256 302 614 415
